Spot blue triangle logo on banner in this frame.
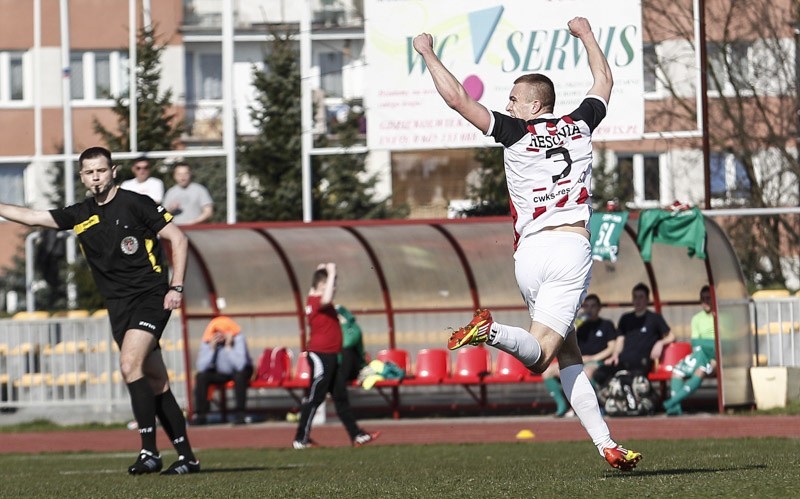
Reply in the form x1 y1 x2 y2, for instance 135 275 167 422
468 6 504 64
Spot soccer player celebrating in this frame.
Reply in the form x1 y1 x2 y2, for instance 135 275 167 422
413 17 642 470
0 147 199 475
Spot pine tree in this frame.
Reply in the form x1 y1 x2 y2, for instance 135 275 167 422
93 26 183 156
461 146 509 217
237 28 303 221
313 101 407 220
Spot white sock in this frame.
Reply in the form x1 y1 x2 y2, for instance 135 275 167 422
560 364 615 456
488 323 542 368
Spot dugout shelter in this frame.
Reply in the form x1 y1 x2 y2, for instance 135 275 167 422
178 215 753 412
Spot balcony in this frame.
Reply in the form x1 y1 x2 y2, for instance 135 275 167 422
182 0 364 30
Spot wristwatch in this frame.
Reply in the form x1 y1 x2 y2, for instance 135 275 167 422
169 285 184 293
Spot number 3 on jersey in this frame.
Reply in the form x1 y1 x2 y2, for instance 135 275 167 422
547 147 572 183
532 147 587 220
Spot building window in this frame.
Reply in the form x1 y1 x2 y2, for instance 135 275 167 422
319 51 343 98
616 155 634 205
185 51 222 101
0 51 26 103
70 50 129 102
710 152 751 199
0 164 25 205
707 41 751 94
643 43 657 95
643 156 660 201
615 153 662 206
70 53 84 100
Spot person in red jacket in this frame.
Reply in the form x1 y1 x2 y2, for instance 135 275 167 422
292 262 380 449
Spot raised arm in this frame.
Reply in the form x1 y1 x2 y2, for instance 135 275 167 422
0 203 59 229
412 33 492 133
568 17 613 104
320 262 337 306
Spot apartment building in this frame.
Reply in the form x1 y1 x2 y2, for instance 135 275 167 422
0 0 797 283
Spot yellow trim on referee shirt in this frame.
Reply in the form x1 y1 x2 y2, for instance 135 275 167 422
145 238 162 273
73 215 100 235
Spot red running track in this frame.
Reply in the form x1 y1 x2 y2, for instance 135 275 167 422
1 415 798 454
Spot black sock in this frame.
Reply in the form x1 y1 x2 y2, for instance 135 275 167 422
126 378 158 454
155 389 196 461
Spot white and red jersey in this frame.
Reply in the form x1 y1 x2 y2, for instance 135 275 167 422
486 96 607 249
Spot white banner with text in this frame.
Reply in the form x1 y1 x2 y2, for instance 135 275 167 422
364 0 643 150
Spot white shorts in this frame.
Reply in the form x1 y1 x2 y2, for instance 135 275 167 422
514 231 592 337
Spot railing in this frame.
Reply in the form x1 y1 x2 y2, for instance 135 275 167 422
182 0 365 29
2 297 794 418
750 297 800 367
0 316 186 412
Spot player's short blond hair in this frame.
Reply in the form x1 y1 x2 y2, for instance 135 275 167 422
513 74 555 113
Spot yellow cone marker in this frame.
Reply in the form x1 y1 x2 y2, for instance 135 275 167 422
516 429 535 439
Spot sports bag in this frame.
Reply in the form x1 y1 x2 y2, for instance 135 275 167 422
599 370 655 417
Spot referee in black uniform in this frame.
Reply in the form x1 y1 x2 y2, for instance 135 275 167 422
0 147 199 475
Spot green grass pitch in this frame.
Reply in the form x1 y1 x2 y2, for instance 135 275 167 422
2 438 798 498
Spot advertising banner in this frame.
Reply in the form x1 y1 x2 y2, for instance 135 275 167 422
365 0 644 150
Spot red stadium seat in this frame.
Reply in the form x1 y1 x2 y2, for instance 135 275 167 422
484 351 531 383
403 348 449 385
251 347 291 388
282 352 312 388
446 346 490 384
650 342 692 381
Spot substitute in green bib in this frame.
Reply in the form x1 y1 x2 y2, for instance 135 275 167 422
663 286 717 415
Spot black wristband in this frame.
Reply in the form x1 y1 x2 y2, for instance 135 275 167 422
169 285 184 293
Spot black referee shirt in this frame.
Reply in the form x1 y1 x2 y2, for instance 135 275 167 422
50 189 173 299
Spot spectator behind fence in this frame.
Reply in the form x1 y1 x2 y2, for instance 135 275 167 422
337 304 367 382
593 283 675 387
193 315 253 426
292 263 380 449
120 156 164 203
163 162 213 225
663 285 716 415
542 294 618 417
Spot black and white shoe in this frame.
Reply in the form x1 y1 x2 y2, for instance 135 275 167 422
128 449 163 475
292 439 318 450
160 455 201 475
353 431 381 447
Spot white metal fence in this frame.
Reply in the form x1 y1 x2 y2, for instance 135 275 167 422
1 298 798 418
0 315 186 412
750 297 800 367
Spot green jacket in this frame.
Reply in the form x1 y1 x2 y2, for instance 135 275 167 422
337 305 366 367
637 207 706 262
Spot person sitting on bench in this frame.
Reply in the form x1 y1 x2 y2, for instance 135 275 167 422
193 315 253 425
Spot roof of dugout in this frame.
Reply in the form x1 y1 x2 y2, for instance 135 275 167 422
177 215 752 409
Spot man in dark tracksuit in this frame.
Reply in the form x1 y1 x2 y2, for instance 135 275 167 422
292 262 379 449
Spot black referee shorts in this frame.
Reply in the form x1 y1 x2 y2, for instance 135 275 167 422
106 289 172 348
